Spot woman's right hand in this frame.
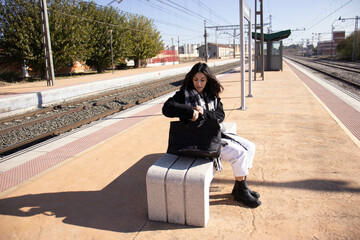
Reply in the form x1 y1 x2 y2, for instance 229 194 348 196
194 105 204 115
191 110 199 122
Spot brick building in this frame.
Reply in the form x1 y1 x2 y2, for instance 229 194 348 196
317 31 345 56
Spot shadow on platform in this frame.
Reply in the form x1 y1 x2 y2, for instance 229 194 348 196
209 177 360 207
0 153 191 233
211 178 360 193
3 153 356 232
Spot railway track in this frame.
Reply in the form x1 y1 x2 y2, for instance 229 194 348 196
315 60 360 74
0 62 239 156
285 55 360 88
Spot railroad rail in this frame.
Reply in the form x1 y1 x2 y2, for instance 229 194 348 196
316 59 360 73
0 62 240 156
315 60 360 74
285 55 360 88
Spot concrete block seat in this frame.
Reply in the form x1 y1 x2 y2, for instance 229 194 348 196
146 122 236 227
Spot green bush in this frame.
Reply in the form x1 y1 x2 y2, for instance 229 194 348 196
336 32 360 61
0 71 22 83
116 60 128 70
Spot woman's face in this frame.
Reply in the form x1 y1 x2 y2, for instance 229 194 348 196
192 72 207 94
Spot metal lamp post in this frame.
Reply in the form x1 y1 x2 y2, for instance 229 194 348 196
109 29 114 74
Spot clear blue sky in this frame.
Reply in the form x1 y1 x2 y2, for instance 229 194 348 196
91 0 360 47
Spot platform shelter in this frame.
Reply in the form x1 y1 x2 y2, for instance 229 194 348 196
253 29 291 71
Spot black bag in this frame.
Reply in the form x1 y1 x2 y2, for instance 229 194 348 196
166 119 222 159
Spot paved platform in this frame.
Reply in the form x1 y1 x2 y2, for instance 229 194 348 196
0 60 359 239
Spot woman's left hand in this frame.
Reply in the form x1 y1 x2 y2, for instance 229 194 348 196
194 106 204 115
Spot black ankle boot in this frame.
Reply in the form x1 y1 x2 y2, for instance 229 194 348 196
245 176 260 198
233 180 261 208
232 177 260 198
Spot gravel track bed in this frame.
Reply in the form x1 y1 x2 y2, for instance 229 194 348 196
0 79 178 151
286 56 360 98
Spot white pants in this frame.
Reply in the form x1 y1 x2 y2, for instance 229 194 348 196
220 134 256 177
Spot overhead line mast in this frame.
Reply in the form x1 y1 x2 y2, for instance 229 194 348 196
254 0 264 81
39 0 55 86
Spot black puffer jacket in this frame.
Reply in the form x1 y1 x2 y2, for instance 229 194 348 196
162 89 225 124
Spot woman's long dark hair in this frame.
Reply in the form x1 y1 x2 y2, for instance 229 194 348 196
181 62 224 98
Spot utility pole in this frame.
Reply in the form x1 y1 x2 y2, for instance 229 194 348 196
109 29 114 74
233 29 236 58
172 38 174 65
215 27 218 58
178 36 180 64
247 8 253 98
204 20 208 62
354 16 359 61
39 0 55 86
330 17 340 58
239 0 252 109
254 0 264 80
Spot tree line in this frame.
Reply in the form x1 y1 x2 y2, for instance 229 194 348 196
0 0 164 79
336 32 360 61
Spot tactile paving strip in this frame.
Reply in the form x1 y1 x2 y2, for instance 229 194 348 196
287 62 360 141
0 102 163 193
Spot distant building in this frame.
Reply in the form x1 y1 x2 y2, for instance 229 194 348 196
177 43 200 60
146 50 178 66
317 31 345 56
197 43 241 59
184 43 200 55
198 43 239 59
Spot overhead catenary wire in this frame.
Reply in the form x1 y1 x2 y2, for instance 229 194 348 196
192 0 232 25
76 0 235 44
155 0 218 26
304 0 353 31
50 9 152 33
136 0 237 42
51 1 199 34
133 0 214 43
291 0 353 40
74 0 204 37
146 16 202 33
137 0 204 28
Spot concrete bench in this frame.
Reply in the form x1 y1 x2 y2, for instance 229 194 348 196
146 122 236 227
